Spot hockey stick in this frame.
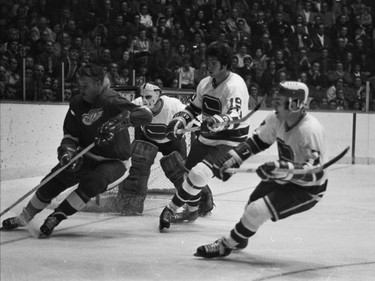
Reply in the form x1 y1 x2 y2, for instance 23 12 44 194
177 96 265 134
177 126 200 134
226 146 350 175
0 142 95 217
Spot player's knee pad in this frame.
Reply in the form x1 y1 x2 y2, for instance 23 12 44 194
241 199 272 232
131 140 158 172
160 151 186 189
28 193 50 211
63 189 89 212
183 162 213 196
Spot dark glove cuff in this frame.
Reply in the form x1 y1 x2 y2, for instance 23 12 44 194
234 142 252 161
58 145 76 156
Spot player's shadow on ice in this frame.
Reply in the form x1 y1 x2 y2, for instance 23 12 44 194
194 252 326 280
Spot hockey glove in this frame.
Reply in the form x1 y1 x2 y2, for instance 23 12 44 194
201 114 228 133
198 185 214 216
96 111 131 146
165 118 185 141
57 145 83 172
256 160 293 181
213 142 252 181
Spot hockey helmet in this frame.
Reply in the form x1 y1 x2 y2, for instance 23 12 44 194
276 81 309 112
140 83 162 109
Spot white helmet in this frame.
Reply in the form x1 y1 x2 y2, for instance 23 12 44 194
140 83 162 109
277 81 309 112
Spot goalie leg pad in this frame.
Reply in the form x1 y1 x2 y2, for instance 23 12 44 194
130 140 159 174
160 151 186 191
116 192 148 216
117 140 158 214
120 140 158 194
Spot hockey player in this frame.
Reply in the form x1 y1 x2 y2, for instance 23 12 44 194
117 83 214 217
194 81 329 258
159 42 251 231
1 63 152 238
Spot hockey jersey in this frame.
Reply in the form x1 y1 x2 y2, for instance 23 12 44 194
133 95 186 143
192 72 250 146
62 88 150 161
254 112 328 186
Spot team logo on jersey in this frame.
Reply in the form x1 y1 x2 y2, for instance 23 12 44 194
143 124 167 140
202 95 222 116
82 108 103 125
277 138 294 162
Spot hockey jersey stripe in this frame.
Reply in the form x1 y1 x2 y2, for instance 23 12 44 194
200 127 249 142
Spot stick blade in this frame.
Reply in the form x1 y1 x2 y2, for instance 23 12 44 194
323 146 350 169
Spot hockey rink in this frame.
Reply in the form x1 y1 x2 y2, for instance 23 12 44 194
1 163 375 281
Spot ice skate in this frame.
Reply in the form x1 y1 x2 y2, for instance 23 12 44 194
39 212 66 239
1 208 32 230
171 208 199 223
194 237 232 258
159 207 173 232
1 216 27 230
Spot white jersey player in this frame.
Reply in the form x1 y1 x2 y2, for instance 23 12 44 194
118 83 214 216
159 43 251 231
195 81 329 258
133 91 185 144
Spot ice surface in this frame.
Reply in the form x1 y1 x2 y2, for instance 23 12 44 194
1 165 375 281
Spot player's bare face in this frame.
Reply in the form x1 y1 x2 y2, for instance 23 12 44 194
207 57 226 79
78 76 101 103
271 95 289 121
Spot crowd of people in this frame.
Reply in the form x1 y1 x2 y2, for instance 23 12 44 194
0 0 374 110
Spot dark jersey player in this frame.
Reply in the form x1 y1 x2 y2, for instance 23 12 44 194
2 63 152 238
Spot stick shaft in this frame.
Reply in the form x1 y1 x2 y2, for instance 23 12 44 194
177 126 200 134
0 142 95 217
222 101 262 127
226 146 350 175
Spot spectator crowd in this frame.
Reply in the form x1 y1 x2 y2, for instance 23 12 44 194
0 0 374 110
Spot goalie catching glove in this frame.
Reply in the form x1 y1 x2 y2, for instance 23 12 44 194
57 145 83 172
256 160 294 181
213 142 252 181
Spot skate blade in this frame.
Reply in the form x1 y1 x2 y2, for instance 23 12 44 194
193 251 214 258
0 226 13 231
0 225 25 231
159 222 170 232
38 232 51 239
